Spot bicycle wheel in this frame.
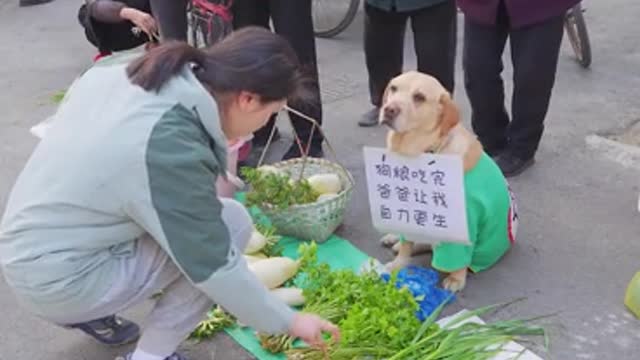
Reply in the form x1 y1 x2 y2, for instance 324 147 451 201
312 0 360 38
187 4 206 47
564 3 592 68
188 0 234 48
191 18 209 47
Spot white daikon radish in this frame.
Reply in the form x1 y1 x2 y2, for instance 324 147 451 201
248 257 300 289
316 193 339 203
307 173 341 195
271 287 305 306
245 230 268 254
244 254 266 263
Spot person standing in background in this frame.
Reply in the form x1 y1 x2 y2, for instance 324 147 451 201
78 0 158 61
457 0 580 177
232 0 325 160
148 0 189 41
358 0 457 127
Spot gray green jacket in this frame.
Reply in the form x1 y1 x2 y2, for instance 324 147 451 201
367 0 449 12
0 51 294 333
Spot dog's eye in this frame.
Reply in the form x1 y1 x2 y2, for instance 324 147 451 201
413 92 426 103
389 85 397 92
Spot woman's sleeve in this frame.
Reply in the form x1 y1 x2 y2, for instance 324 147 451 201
123 104 295 335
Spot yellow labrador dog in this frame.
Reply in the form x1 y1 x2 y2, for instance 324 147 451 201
379 71 517 292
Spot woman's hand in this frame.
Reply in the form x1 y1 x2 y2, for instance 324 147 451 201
289 313 340 349
120 7 158 41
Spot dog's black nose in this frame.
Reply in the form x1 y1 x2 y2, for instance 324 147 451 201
381 106 400 127
383 106 400 120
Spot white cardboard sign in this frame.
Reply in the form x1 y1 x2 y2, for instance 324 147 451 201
363 147 470 245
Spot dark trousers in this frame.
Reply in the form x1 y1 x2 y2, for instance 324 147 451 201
150 0 189 41
232 0 323 147
462 2 564 159
364 1 457 107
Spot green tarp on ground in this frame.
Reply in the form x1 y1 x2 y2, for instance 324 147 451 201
224 235 371 360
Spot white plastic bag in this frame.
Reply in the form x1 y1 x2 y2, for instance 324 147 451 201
30 115 55 139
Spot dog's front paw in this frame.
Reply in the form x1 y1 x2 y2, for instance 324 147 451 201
385 257 411 272
394 242 431 255
442 273 467 293
380 233 402 247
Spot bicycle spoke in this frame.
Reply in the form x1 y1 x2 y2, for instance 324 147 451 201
312 0 357 35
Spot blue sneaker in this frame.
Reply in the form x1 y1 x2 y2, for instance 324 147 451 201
116 353 188 360
68 315 140 346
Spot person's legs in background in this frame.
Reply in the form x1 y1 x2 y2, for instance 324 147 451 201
231 0 270 28
55 199 253 360
462 4 510 158
270 0 324 158
149 0 189 41
359 4 408 127
232 0 283 157
410 0 457 94
500 15 565 176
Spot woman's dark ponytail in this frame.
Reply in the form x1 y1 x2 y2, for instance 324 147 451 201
127 27 310 103
127 41 205 92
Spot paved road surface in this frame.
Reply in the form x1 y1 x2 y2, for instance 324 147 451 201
1 1 639 359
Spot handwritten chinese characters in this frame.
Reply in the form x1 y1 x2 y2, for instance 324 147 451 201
374 154 452 228
364 147 470 245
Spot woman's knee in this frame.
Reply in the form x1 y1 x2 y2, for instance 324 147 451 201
219 198 253 252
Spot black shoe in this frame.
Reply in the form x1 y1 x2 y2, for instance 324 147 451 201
496 152 535 178
484 147 505 159
358 108 380 127
19 0 53 6
68 315 140 346
483 141 508 159
282 143 324 160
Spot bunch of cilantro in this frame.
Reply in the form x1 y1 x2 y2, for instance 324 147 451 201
290 244 549 360
241 167 318 210
283 243 423 359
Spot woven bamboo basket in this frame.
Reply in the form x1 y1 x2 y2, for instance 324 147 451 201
259 157 354 242
250 106 355 242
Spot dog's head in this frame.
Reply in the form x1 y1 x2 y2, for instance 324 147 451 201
379 71 459 138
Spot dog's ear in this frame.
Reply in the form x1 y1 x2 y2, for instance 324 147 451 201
438 93 459 135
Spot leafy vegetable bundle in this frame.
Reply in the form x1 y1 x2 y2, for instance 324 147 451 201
191 238 549 360
286 243 548 360
241 166 343 210
258 242 422 354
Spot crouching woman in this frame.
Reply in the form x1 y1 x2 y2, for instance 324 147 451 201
0 27 337 360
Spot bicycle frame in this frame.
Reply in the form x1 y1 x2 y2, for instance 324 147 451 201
188 0 234 47
190 0 233 23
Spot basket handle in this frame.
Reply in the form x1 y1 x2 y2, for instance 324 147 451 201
256 105 355 187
